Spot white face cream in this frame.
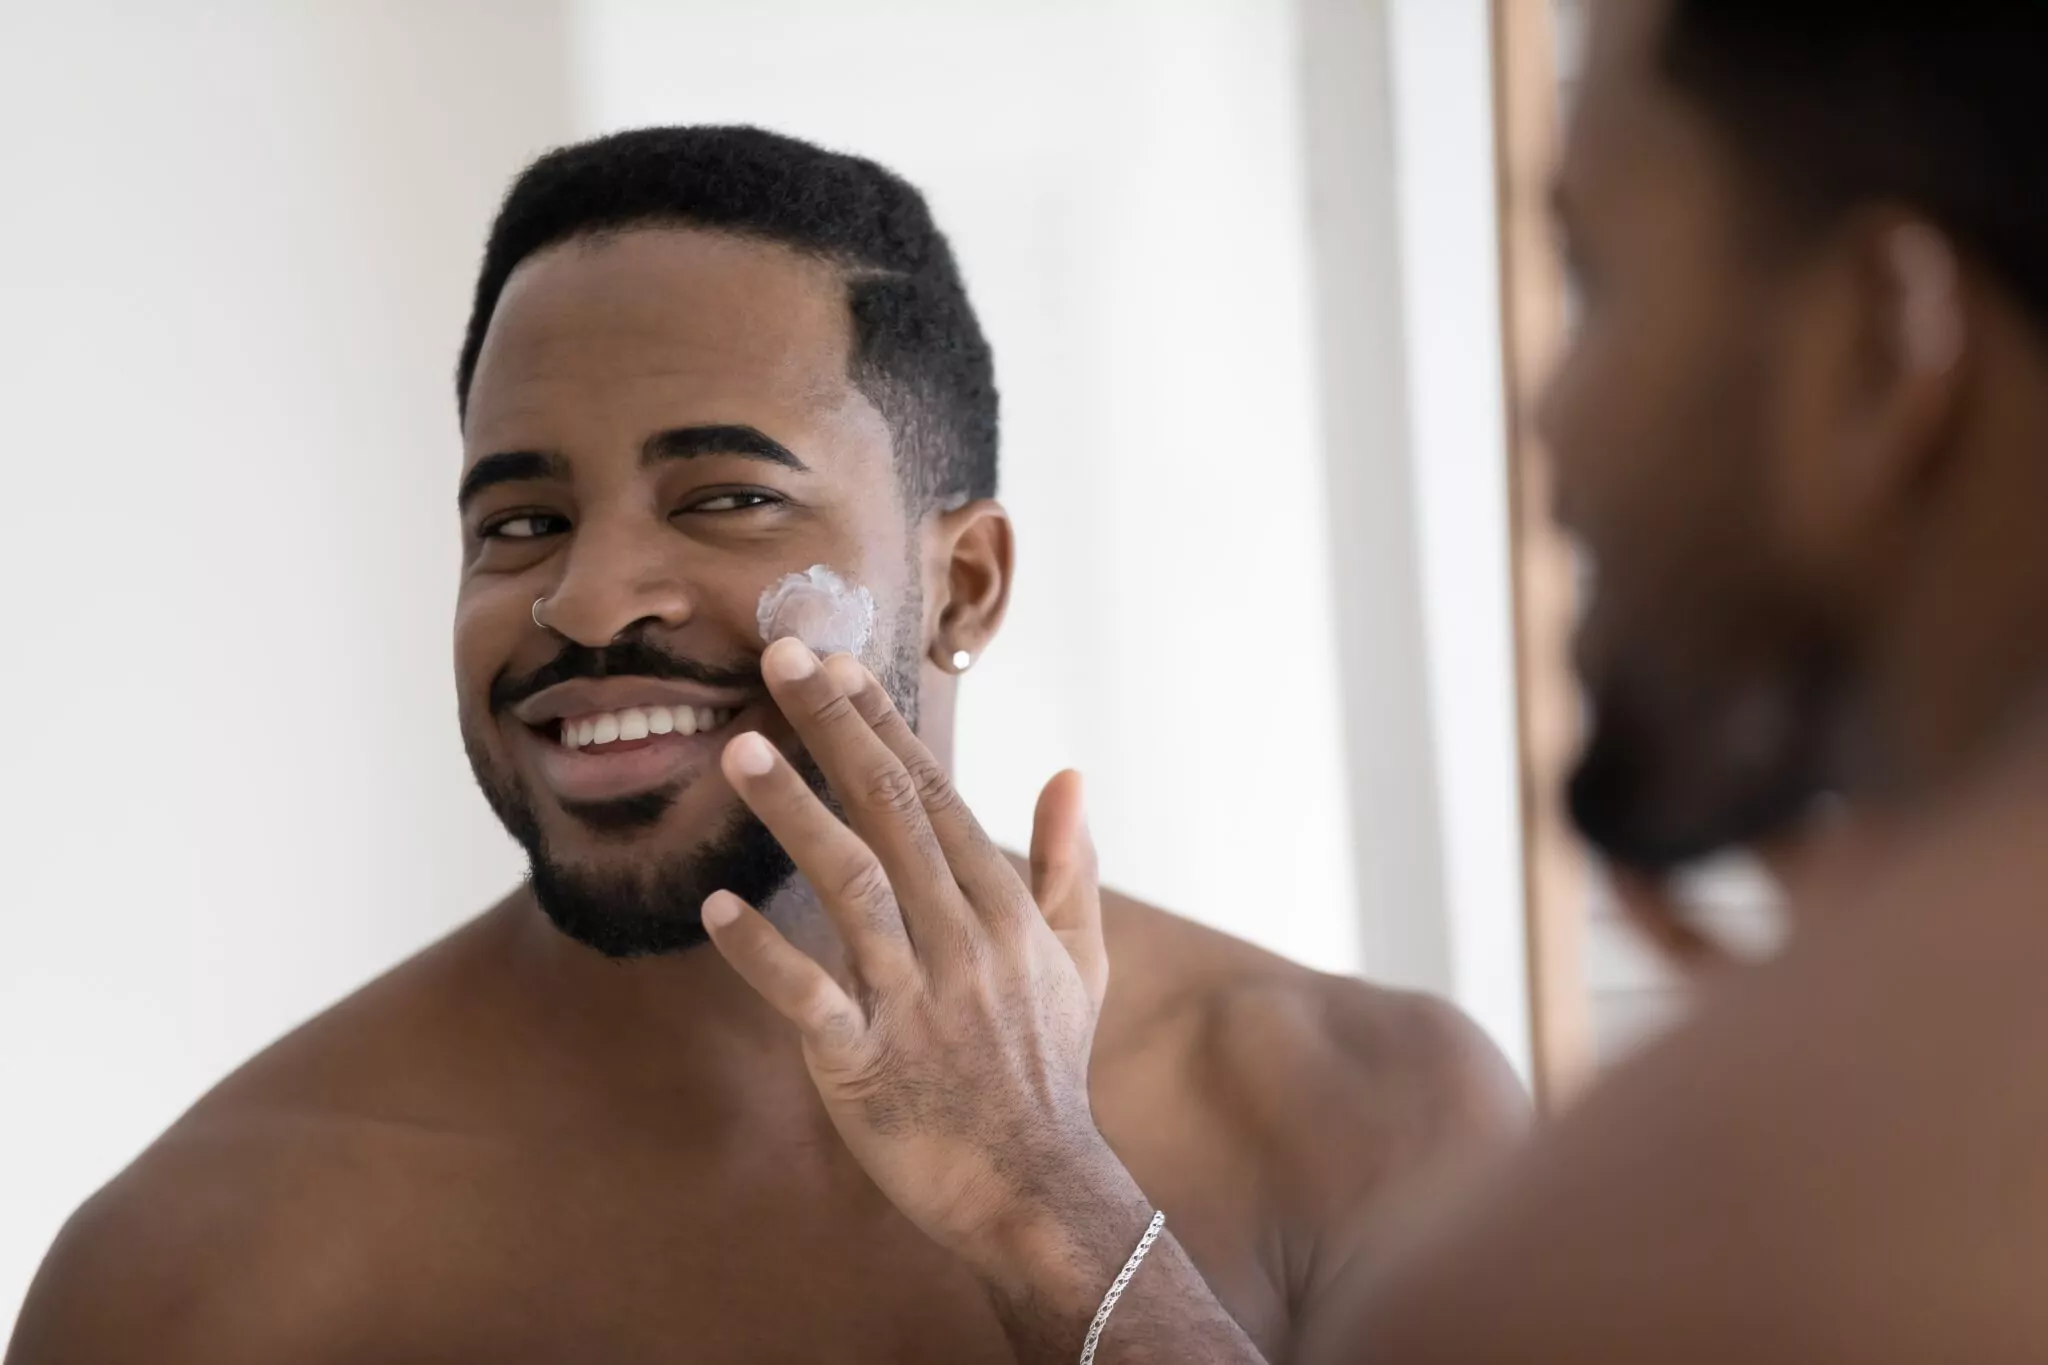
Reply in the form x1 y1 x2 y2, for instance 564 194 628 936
755 564 877 657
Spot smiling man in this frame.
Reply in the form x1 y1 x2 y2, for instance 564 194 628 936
7 126 1520 1365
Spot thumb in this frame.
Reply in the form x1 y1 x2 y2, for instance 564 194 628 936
1031 769 1107 1007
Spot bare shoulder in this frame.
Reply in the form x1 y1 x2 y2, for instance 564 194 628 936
8 916 514 1365
1341 779 2048 1364
7 1106 440 1364
1094 889 1528 1211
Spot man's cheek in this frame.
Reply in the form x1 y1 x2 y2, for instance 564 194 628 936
452 591 521 672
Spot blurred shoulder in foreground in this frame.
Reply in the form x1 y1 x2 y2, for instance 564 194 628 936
1329 757 2048 1363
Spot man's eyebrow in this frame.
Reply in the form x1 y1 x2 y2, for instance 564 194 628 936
643 424 810 473
457 450 568 511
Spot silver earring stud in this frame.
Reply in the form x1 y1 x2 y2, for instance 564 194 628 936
950 649 973 671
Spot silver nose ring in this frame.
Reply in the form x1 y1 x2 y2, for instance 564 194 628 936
532 597 549 632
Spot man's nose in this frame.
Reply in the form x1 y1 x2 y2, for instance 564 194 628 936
541 516 696 646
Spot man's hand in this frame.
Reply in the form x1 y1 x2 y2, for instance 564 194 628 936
703 638 1118 1271
701 638 1266 1364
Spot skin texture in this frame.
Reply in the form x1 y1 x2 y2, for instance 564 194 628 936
5 225 1523 1364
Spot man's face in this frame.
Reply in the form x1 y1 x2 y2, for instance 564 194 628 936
456 227 922 954
1544 0 1849 869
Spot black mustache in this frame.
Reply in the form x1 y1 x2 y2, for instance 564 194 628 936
490 634 763 715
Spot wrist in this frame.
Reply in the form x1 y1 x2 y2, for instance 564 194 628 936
965 1144 1157 1329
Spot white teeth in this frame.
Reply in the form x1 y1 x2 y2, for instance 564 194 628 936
559 703 738 747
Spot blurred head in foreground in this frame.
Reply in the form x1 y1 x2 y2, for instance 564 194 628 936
1550 0 2048 871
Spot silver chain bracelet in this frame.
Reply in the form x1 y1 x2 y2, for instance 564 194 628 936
1077 1210 1166 1365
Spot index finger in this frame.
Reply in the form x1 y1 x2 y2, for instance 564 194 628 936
822 653 1024 918
758 638 970 954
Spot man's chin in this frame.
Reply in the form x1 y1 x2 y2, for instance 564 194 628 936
468 729 827 958
1567 751 1732 873
1567 722 1823 874
526 810 797 960
529 859 717 958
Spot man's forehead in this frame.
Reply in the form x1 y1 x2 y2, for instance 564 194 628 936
465 226 862 434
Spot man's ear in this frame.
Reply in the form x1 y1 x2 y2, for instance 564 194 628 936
922 499 1013 672
1776 211 1972 579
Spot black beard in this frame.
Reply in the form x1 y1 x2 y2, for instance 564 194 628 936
462 594 924 959
518 782 802 959
1567 637 1843 874
1567 696 1821 873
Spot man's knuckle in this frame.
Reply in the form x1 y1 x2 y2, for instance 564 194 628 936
912 763 963 815
862 762 922 816
982 907 1032 955
851 684 893 724
959 818 999 859
804 987 860 1043
809 690 859 727
833 857 895 912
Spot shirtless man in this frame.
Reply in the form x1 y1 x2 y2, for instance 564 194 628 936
5 126 1521 1364
789 2 2048 1360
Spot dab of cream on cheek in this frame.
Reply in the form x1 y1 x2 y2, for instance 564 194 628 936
756 564 877 656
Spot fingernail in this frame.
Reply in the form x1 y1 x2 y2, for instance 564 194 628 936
763 637 818 682
728 731 776 777
702 892 741 929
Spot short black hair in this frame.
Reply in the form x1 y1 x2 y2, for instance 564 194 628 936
1660 2 2048 332
456 126 998 508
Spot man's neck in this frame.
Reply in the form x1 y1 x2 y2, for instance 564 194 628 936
492 879 848 1106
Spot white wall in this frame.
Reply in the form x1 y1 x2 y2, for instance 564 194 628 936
0 0 568 1334
1383 0 1532 1079
1292 0 1530 1078
1296 0 1451 1015
1 0 1531 1337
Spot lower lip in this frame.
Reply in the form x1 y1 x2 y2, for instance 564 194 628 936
521 722 742 804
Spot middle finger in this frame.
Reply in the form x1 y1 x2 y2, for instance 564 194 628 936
720 729 917 987
757 637 972 958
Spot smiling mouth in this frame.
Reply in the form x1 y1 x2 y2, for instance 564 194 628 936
545 703 741 752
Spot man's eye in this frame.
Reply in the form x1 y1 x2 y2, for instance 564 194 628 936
483 513 568 540
686 491 781 514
